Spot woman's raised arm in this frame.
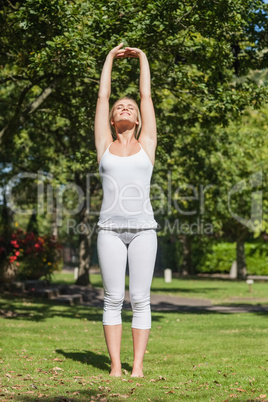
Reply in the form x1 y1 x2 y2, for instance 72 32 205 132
124 48 157 150
94 43 124 163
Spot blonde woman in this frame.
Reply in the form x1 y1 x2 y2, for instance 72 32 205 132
95 43 158 377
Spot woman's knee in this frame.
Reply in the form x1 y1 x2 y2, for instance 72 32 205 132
130 292 150 311
104 292 125 310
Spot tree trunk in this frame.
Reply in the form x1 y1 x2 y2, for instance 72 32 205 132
236 238 247 279
27 212 39 235
179 235 194 276
2 193 13 237
51 205 58 240
75 210 91 286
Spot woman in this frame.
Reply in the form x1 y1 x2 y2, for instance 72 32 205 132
95 43 158 378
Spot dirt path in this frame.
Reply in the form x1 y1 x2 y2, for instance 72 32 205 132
68 285 268 314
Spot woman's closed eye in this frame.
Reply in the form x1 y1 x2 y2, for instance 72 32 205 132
116 105 135 110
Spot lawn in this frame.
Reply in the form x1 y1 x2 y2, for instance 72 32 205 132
0 294 268 401
51 272 268 305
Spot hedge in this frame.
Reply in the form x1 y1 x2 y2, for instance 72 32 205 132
198 242 268 276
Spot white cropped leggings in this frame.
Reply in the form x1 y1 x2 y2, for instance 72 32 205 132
97 228 158 329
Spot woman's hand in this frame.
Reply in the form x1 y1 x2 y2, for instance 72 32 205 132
108 43 125 59
121 47 145 59
107 44 146 59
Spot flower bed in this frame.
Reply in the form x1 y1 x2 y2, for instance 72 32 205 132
0 229 63 282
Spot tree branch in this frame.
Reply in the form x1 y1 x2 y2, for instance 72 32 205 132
27 85 55 115
0 78 60 145
176 2 198 26
0 75 30 84
6 0 19 10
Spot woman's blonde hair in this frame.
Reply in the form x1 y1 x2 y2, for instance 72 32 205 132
109 97 142 139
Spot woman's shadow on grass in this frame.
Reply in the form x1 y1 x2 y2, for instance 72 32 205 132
56 348 132 374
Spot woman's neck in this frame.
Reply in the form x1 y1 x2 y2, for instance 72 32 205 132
115 130 137 145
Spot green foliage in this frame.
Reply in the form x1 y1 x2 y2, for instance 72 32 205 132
245 243 268 275
1 0 268 277
198 241 268 275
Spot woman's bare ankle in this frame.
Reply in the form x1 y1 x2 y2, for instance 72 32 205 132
131 364 144 377
110 363 122 377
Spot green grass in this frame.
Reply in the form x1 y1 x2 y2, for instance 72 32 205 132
51 272 268 305
150 277 268 305
0 295 268 401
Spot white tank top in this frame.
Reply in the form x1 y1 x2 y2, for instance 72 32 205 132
97 141 158 229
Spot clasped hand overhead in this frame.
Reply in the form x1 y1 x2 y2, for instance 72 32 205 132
109 43 144 59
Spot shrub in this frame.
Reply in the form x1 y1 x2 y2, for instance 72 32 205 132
198 241 268 276
0 230 24 282
18 232 63 281
0 229 63 282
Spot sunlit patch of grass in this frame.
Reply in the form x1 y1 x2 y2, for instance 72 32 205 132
0 296 268 401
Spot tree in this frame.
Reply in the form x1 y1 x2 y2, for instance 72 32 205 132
1 0 267 283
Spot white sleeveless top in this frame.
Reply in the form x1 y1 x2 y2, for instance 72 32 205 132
97 141 158 230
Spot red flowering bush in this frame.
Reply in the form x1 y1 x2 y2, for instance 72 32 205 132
0 229 63 282
0 229 23 264
19 232 63 281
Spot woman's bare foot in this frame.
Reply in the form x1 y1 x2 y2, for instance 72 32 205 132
110 364 122 377
131 366 144 377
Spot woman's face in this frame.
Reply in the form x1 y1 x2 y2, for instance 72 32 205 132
111 99 139 128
